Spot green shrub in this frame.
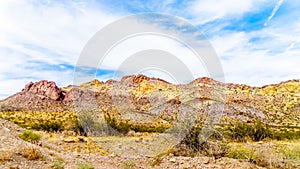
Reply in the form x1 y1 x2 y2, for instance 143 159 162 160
226 144 256 161
178 126 228 158
280 142 300 159
77 163 94 169
272 130 300 140
104 114 130 134
31 122 63 132
226 121 272 142
180 126 202 152
104 114 168 134
19 130 41 142
51 161 64 169
72 119 86 136
77 114 118 136
122 160 136 169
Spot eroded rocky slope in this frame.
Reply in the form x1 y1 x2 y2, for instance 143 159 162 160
0 75 299 132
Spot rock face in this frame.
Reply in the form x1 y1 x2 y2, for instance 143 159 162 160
22 80 62 100
0 75 299 131
0 80 66 112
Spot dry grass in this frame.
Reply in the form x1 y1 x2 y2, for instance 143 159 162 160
18 146 43 160
121 160 137 169
227 140 300 168
77 163 95 169
0 110 77 131
279 140 300 159
0 151 13 164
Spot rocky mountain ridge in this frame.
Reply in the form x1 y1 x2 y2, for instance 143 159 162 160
0 75 299 132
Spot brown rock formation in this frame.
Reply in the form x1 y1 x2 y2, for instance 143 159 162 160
22 80 63 100
0 75 299 131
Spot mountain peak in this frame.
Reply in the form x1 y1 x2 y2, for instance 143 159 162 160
22 80 62 101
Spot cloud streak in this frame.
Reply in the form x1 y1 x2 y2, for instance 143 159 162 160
264 0 284 26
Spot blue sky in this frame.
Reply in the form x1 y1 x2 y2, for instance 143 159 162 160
0 0 299 99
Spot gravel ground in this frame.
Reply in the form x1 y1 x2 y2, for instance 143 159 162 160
0 119 262 169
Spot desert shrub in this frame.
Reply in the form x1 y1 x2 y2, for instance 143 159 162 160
177 126 228 158
72 119 86 136
226 143 298 168
31 122 63 132
280 142 300 159
104 114 131 134
226 121 272 141
223 121 300 141
180 126 202 152
199 140 228 158
77 163 94 169
122 160 136 169
272 130 300 140
226 144 256 161
0 111 78 131
51 161 64 169
105 114 168 134
19 146 42 160
151 157 163 167
131 123 167 133
0 152 12 164
19 130 41 143
78 114 117 136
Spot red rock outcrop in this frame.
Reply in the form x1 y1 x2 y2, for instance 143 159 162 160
22 80 62 100
0 75 299 129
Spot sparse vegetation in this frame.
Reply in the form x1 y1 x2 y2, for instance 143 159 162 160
104 113 168 134
0 111 77 131
19 130 41 143
0 76 299 168
279 141 300 159
225 121 272 142
122 160 136 169
151 157 163 167
224 121 300 141
226 143 257 161
77 163 94 169
51 161 64 169
19 146 43 160
175 125 229 158
0 152 12 164
72 119 86 136
226 141 300 168
77 113 113 136
31 121 63 132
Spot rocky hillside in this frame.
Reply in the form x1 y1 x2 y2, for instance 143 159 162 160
1 75 299 168
0 75 299 133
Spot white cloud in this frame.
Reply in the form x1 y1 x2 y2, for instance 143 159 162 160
0 0 299 99
189 0 264 24
0 0 119 64
187 0 300 86
0 0 120 99
210 18 300 86
210 32 249 57
99 34 208 82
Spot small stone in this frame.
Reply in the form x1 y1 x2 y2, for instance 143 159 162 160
203 157 210 164
3 127 10 132
63 138 76 143
169 158 176 163
78 137 88 142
